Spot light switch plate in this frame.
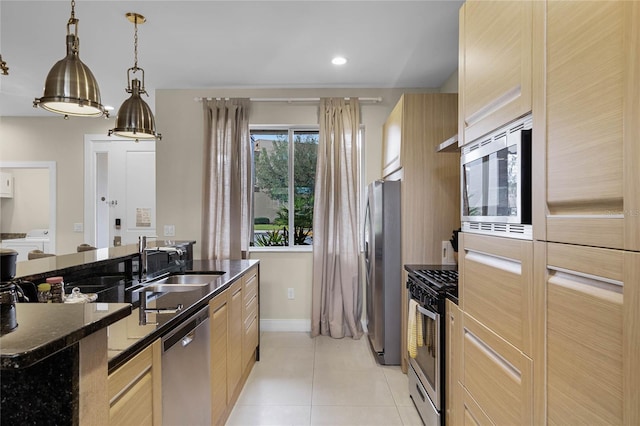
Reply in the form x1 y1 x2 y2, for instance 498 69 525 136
73 223 83 232
164 225 175 237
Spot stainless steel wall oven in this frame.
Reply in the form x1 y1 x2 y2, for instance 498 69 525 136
405 265 458 426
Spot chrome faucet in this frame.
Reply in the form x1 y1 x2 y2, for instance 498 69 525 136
138 289 183 325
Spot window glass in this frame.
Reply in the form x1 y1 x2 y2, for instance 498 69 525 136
251 128 317 247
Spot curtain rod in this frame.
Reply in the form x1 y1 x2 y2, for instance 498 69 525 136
194 96 382 104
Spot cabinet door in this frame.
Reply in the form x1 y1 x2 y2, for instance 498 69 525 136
227 279 243 403
381 96 403 178
446 299 461 426
0 172 13 198
545 1 640 251
459 0 533 145
109 339 162 426
210 290 229 426
460 233 534 355
546 243 639 425
461 313 533 426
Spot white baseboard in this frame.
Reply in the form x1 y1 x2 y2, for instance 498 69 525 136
260 319 311 332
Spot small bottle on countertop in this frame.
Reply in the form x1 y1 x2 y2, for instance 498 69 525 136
46 276 65 303
37 283 52 303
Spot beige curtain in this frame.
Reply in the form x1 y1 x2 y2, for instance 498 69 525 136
201 98 251 260
312 98 363 339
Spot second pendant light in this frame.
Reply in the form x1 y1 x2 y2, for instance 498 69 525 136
109 12 161 141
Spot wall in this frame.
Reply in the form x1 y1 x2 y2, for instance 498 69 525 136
248 250 313 330
0 168 49 233
440 70 459 93
0 116 116 254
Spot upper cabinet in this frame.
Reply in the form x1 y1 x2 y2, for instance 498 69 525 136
543 1 640 251
458 0 533 146
0 172 13 198
381 98 403 178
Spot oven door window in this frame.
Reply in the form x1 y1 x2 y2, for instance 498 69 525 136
411 304 441 409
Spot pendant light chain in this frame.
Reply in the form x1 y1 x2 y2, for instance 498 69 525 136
67 0 79 53
133 17 139 71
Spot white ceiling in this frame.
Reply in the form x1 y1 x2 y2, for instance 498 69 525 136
0 0 463 117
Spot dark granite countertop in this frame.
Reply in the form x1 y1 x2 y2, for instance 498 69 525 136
0 302 132 369
106 258 259 372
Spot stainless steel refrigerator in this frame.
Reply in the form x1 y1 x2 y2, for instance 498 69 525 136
364 179 401 365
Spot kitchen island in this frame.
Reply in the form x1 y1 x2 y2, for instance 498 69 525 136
0 243 260 425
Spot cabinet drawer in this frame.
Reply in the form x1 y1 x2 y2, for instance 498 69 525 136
110 370 154 426
461 233 533 354
108 344 153 402
243 268 258 304
244 295 257 330
462 313 533 426
108 340 161 426
461 385 493 426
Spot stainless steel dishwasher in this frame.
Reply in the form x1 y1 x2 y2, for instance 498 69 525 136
162 305 211 426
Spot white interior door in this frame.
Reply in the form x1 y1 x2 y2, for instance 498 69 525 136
85 135 156 248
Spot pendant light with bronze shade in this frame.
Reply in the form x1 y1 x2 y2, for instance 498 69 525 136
108 13 161 141
33 0 108 118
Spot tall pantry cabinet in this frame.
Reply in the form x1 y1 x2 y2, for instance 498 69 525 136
452 1 640 425
381 93 459 372
541 1 639 424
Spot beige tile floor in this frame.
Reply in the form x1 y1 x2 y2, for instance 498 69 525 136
226 332 424 426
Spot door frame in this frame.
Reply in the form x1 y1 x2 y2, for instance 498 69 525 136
84 134 157 247
0 161 57 254
84 134 110 247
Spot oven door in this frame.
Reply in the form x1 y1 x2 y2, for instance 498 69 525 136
409 302 441 411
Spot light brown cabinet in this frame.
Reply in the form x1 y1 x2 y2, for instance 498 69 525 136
210 265 260 426
545 242 639 425
461 313 533 425
456 232 537 425
455 1 640 424
227 279 243 403
542 0 640 251
445 299 461 426
108 339 162 426
242 266 259 371
460 233 534 356
383 93 459 372
210 288 229 425
458 0 533 146
381 98 403 177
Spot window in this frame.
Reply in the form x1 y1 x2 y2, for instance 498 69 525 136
251 127 318 247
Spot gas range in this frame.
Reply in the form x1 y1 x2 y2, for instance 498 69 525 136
405 264 458 307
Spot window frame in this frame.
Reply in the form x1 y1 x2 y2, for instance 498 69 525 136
250 125 319 251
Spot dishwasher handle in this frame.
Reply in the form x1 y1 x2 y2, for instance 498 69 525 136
181 331 195 347
162 305 209 353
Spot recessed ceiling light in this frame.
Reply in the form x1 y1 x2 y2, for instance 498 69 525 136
332 56 347 66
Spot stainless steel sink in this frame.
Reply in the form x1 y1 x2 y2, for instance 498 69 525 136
142 283 210 293
153 274 222 285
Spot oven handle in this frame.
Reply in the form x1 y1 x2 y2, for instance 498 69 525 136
416 304 438 321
